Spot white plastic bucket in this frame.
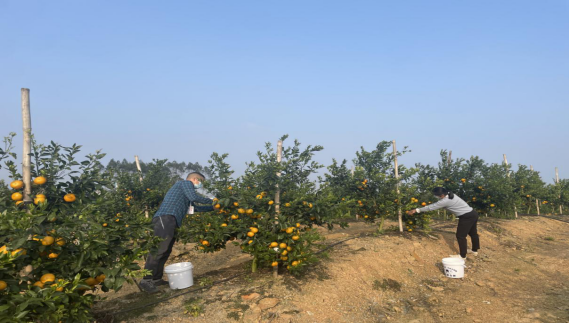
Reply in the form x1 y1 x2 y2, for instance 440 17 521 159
164 262 194 289
442 257 465 278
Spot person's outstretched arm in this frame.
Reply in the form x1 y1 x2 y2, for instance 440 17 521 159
181 181 213 205
407 199 449 215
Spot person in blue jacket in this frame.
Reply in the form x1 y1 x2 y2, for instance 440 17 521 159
407 187 480 260
139 171 214 293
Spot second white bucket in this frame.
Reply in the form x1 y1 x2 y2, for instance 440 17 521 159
441 257 465 278
164 262 194 289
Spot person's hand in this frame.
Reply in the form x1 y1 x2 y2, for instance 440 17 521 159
406 209 416 216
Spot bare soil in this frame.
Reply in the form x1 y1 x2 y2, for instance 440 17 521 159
94 216 569 323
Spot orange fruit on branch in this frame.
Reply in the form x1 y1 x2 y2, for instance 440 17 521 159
40 273 56 284
63 193 76 202
33 176 47 185
10 180 24 189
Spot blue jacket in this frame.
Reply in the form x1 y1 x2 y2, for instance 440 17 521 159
154 180 214 227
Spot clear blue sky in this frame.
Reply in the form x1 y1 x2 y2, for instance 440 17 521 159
1 1 568 183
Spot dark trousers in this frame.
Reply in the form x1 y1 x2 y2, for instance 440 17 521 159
456 210 480 258
144 215 177 280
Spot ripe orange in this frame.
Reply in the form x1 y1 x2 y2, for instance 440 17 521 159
16 201 24 206
11 192 23 201
0 280 6 291
10 180 24 190
250 227 259 233
64 193 76 202
286 246 292 252
296 223 300 228
233 202 239 207
308 203 313 208
33 176 47 185
85 277 97 286
291 261 299 267
214 204 221 209
34 197 46 205
285 227 294 234
248 240 253 244
421 202 427 206
202 240 210 246
280 256 288 261
279 243 287 249
490 204 495 207
268 201 274 205
227 186 232 190
11 248 26 257
292 235 299 241
95 274 106 283
115 218 120 222
41 236 55 246
246 209 254 214
281 250 288 256
461 178 466 183
231 215 239 220
33 281 44 288
221 223 228 227
40 273 56 284
269 242 278 248
271 261 278 267
247 232 255 237
48 253 59 259
103 223 108 227
237 208 245 214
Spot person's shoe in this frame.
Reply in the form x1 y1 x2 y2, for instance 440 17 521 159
468 249 479 256
152 279 169 287
139 279 159 293
449 254 467 260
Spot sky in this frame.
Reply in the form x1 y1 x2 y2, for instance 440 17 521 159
1 1 568 183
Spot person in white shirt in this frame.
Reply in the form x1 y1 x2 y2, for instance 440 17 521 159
407 187 480 259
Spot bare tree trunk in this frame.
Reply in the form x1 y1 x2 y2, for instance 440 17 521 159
135 155 149 218
273 140 283 278
393 140 403 233
21 88 32 205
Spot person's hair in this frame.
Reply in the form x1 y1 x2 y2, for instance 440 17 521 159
186 172 206 181
432 187 454 199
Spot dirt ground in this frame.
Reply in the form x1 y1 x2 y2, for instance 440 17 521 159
93 216 569 323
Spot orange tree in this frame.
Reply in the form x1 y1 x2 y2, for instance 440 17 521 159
322 141 430 232
179 136 343 274
0 135 157 322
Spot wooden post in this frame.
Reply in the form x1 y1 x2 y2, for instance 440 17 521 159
536 198 540 215
135 155 149 218
447 150 452 165
393 140 403 233
273 140 283 278
21 88 32 204
555 167 562 215
530 165 534 171
503 154 518 219
274 141 283 215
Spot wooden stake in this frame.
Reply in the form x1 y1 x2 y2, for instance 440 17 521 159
21 88 32 204
536 198 540 215
503 154 518 219
274 140 283 278
555 167 562 215
530 165 533 171
393 140 403 233
135 155 149 218
447 150 452 165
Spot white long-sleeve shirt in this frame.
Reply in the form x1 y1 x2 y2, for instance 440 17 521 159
417 194 473 217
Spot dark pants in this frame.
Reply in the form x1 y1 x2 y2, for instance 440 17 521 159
143 215 177 280
456 210 480 258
